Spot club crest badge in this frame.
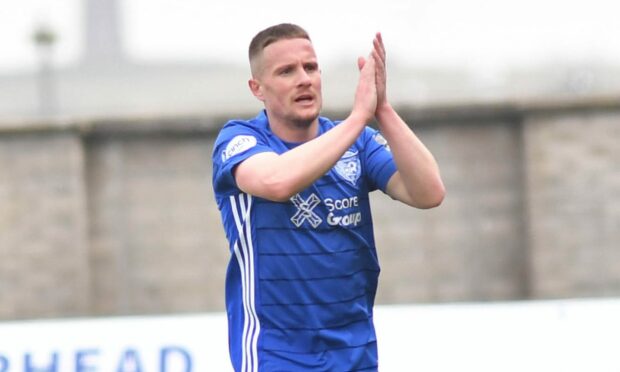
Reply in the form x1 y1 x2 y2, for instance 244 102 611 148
334 150 361 186
373 132 390 151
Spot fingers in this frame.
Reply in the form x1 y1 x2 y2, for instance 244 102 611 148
373 46 385 75
352 34 385 121
359 33 384 73
372 33 386 69
372 49 383 69
352 53 377 123
358 53 376 93
358 54 376 91
362 53 376 76
373 32 385 63
357 56 366 71
371 32 386 106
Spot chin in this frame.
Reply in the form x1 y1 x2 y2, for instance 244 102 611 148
290 108 320 127
291 108 320 128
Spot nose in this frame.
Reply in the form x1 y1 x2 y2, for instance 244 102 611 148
297 69 312 86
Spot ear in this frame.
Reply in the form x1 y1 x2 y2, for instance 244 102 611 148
248 78 264 101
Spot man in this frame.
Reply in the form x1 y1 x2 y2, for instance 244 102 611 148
212 23 445 371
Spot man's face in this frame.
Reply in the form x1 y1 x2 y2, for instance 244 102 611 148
250 38 322 128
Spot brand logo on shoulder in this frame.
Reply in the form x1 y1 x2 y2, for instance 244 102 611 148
334 150 361 186
222 135 257 162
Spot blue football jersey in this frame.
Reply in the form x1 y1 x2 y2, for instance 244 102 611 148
212 110 397 372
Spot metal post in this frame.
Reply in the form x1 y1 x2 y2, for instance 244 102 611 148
32 24 57 117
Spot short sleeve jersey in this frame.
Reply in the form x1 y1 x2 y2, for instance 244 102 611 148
212 110 397 372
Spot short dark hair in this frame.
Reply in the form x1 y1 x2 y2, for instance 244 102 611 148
248 23 311 62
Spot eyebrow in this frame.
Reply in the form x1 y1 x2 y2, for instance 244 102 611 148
274 63 296 73
273 59 318 73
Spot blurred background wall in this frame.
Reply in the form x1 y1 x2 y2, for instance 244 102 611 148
2 101 619 320
0 0 619 320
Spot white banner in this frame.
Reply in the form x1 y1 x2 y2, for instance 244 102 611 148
0 313 232 371
1 298 620 371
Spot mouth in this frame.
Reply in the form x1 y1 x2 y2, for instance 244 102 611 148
294 94 315 104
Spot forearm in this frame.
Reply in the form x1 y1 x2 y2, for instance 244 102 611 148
376 104 445 208
235 112 368 201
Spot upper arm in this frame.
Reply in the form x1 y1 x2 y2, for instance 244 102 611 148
233 152 291 201
363 127 398 192
212 127 275 196
385 171 415 206
385 170 445 209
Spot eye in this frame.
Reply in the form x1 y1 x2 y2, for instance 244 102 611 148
279 67 294 75
304 63 318 72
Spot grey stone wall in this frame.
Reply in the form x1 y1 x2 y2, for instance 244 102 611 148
85 134 228 315
523 109 620 298
0 99 619 320
0 131 89 318
373 119 528 303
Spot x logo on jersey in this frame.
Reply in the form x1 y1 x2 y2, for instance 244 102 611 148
290 193 322 228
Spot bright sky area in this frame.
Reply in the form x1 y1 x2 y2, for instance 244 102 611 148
1 0 619 76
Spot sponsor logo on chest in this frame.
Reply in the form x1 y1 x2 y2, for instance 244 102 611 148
290 193 363 228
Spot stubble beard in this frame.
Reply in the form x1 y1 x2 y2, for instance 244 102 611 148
290 101 322 129
290 115 317 129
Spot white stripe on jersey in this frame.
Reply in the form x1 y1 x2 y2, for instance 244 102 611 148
230 194 259 372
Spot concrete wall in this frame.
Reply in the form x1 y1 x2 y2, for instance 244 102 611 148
0 130 89 318
523 108 620 298
1 98 619 319
372 118 528 303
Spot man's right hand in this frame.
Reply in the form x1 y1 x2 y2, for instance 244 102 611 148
351 53 377 125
